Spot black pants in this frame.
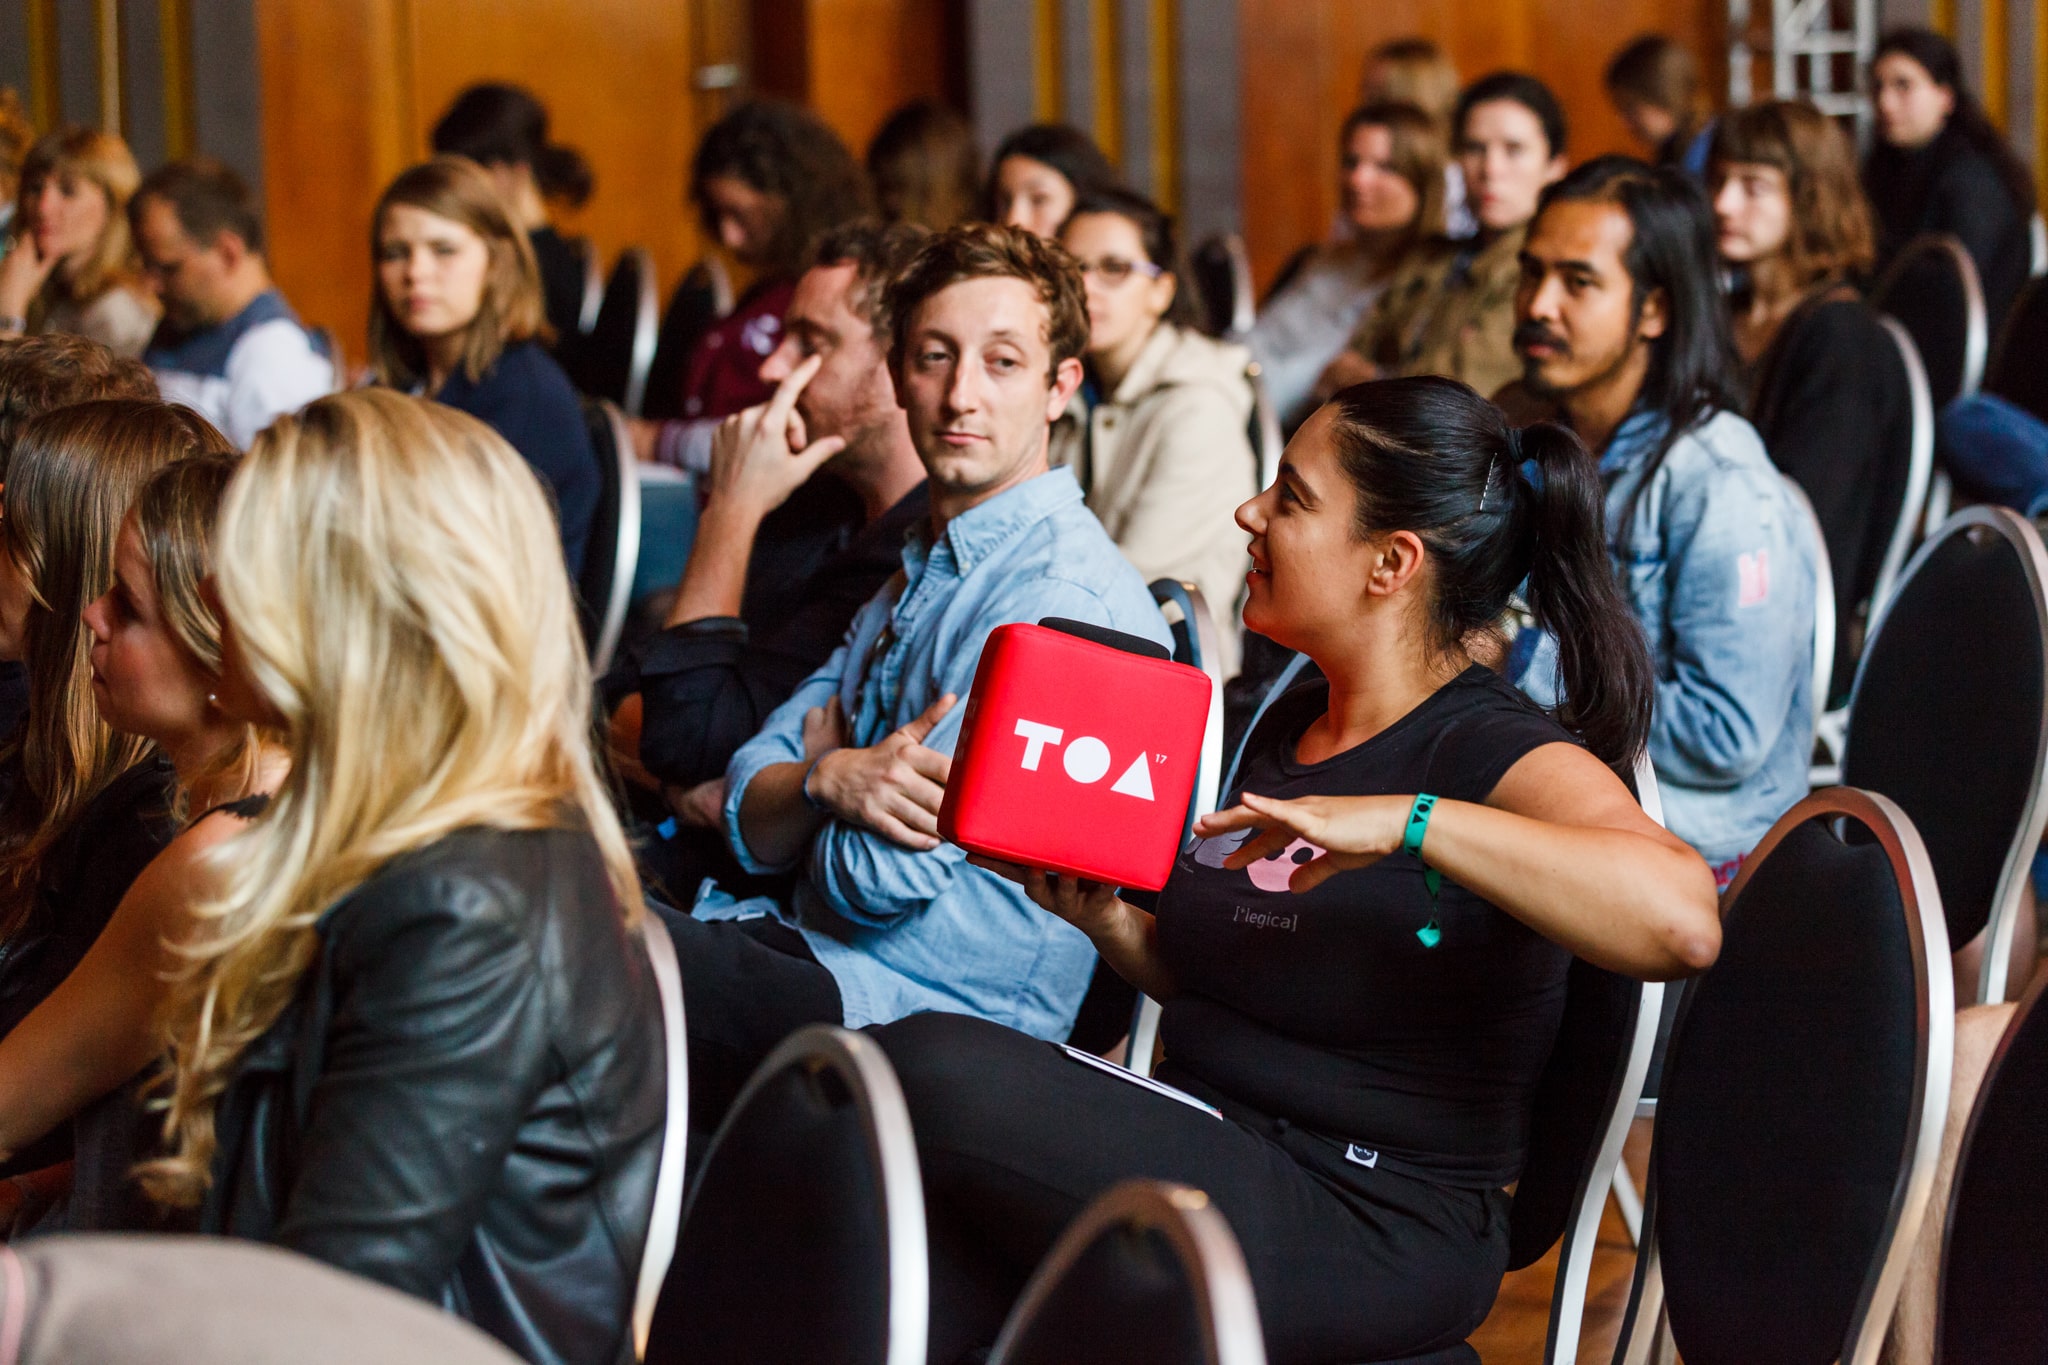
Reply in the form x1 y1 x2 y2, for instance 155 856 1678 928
657 904 844 1144
867 1012 1506 1365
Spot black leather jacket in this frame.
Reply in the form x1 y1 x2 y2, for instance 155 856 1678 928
200 824 666 1365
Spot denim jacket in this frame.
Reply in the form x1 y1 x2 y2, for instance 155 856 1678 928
1517 408 1815 872
716 467 1171 1038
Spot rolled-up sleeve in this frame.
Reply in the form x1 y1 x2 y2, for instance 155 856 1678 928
722 641 852 875
1648 467 1808 788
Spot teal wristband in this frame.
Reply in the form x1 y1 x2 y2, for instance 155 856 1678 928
1404 793 1443 948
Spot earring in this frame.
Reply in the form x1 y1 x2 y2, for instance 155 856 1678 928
207 692 219 706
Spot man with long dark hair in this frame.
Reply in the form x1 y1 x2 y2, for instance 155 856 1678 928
1500 155 1816 888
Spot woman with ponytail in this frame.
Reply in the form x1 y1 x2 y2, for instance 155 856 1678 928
838 376 1719 1364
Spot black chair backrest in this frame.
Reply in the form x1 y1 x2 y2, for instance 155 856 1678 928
989 1181 1267 1365
576 235 603 334
1938 976 2048 1362
575 399 640 673
1985 275 2048 424
641 259 736 422
1842 507 2048 996
574 248 658 411
1507 961 1649 1270
1188 233 1254 340
1643 789 1951 1365
1870 234 1988 409
645 1026 926 1365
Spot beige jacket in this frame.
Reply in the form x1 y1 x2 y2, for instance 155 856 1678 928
1051 323 1256 668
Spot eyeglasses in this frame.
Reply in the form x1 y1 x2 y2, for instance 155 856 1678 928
1075 256 1165 286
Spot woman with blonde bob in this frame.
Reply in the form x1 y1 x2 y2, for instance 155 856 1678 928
0 453 287 1235
0 129 159 356
144 389 663 1365
368 156 599 575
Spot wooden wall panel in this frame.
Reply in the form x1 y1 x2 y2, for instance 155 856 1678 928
755 0 966 153
256 0 699 369
1237 0 1726 288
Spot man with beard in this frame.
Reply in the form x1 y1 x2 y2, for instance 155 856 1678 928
1498 155 1814 889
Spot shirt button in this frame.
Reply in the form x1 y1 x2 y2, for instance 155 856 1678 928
685 398 701 416
706 333 724 349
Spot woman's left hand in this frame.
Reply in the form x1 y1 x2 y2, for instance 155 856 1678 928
1196 791 1414 893
967 855 1125 938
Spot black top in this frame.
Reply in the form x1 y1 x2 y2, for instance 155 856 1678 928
433 340 601 577
0 755 176 1044
1154 667 1575 1189
0 664 26 755
612 476 924 789
202 823 666 1365
1865 124 2032 330
528 225 587 347
1749 292 1913 701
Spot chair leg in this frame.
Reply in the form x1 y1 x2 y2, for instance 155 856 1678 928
1610 1166 1643 1247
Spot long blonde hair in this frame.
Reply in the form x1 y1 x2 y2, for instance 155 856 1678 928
17 128 143 312
0 400 230 940
144 388 640 1206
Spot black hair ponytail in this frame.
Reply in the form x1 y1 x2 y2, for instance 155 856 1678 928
1324 376 1652 768
1514 423 1654 767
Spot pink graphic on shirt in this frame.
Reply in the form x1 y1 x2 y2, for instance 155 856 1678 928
1737 549 1771 608
1244 837 1326 892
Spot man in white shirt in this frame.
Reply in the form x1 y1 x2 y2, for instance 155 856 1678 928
130 159 333 448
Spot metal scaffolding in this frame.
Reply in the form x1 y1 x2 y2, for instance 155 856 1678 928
1733 0 1880 139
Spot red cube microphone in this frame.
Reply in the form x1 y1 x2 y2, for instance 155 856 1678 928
939 618 1214 891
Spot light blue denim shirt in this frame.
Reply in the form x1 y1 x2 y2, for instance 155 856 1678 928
714 466 1172 1036
1516 408 1815 873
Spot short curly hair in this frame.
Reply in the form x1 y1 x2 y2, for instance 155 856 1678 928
883 222 1089 382
0 333 157 479
691 100 870 280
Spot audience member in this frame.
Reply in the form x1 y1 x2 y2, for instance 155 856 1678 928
1358 37 1474 238
604 220 932 893
1249 102 1446 427
666 224 1170 1131
1324 73 1567 401
0 454 283 1237
984 123 1120 240
0 129 158 357
1865 27 2035 328
0 90 30 251
636 100 871 471
369 156 600 575
430 82 596 349
867 99 981 231
129 160 333 449
1606 35 1717 180
0 337 157 745
1052 187 1255 665
143 390 663 1365
1712 100 1905 693
0 402 224 1094
1502 157 1814 886
861 377 1718 1364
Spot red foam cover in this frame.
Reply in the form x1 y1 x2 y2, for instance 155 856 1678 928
939 622 1213 891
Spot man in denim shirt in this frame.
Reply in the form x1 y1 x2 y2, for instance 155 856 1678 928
1501 158 1814 885
667 225 1172 1127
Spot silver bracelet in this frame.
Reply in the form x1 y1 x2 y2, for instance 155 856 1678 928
0 315 25 335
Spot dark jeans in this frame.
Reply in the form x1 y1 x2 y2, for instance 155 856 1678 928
656 904 844 1149
1938 392 2048 518
867 1012 1507 1365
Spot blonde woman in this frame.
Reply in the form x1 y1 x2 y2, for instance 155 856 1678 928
0 402 223 1060
0 454 283 1234
369 156 598 575
145 390 663 1365
0 129 159 356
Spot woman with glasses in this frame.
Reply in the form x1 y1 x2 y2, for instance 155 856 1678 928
1051 187 1257 666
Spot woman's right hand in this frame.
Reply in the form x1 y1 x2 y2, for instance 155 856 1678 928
968 856 1127 938
0 232 55 321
